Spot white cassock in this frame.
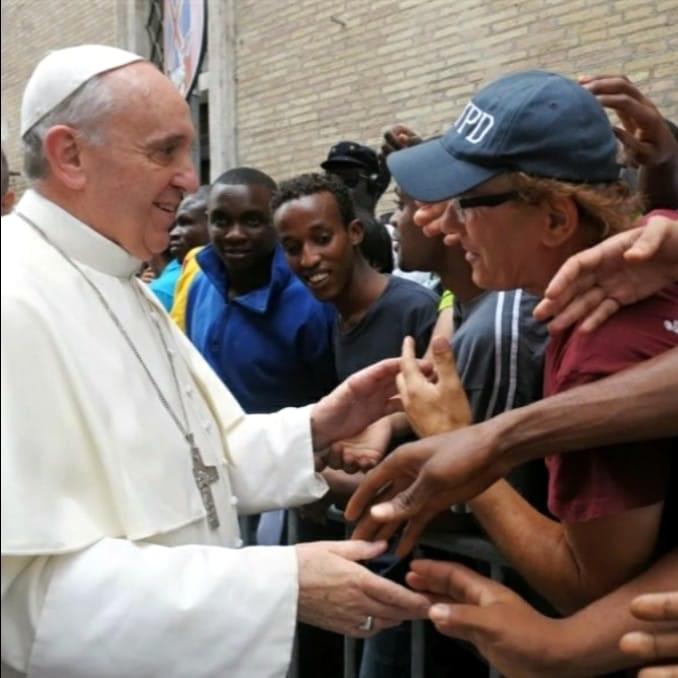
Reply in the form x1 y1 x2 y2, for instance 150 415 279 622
1 191 329 677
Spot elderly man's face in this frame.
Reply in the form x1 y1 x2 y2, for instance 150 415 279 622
80 63 199 260
444 175 546 292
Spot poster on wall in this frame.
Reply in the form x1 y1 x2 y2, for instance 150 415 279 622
163 0 206 99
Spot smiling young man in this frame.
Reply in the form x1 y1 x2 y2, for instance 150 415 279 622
272 172 439 383
273 172 440 677
185 167 336 415
384 70 678 613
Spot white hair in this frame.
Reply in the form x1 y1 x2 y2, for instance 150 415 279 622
22 74 118 181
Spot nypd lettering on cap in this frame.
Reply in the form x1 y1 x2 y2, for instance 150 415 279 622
453 102 495 145
385 70 621 203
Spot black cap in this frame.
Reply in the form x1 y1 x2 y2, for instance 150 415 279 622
321 141 380 177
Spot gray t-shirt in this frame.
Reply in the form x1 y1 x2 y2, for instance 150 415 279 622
452 289 549 508
334 275 439 381
453 289 547 421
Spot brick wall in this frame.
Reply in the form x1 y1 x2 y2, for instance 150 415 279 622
235 0 677 202
1 0 119 190
2 0 676 201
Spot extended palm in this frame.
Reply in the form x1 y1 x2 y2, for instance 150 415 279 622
580 74 678 167
407 560 563 678
348 427 500 555
311 357 418 452
327 416 394 473
534 217 678 333
398 335 471 438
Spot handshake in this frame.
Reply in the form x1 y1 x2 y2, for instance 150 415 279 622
298 335 473 638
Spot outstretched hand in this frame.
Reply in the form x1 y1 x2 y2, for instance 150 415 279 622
346 421 502 557
620 591 678 678
397 335 471 438
407 559 562 678
346 337 476 555
413 200 462 246
580 74 678 168
381 123 423 158
325 416 394 474
534 216 678 334
296 540 431 638
311 356 431 454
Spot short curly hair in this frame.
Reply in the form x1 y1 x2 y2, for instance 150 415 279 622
271 172 355 226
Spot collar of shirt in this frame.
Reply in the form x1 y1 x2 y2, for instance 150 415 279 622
196 244 292 314
15 189 142 278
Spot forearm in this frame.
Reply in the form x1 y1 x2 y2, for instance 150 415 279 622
488 347 678 472
639 155 678 210
469 481 592 613
2 539 298 677
229 407 327 512
546 549 678 677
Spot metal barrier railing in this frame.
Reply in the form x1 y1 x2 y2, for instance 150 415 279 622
284 507 511 678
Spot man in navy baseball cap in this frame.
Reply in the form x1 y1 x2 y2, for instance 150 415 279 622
387 70 620 202
368 71 678 678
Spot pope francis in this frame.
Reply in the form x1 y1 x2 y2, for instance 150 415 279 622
0 45 430 677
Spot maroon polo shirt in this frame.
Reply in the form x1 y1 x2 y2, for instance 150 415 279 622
544 277 678 523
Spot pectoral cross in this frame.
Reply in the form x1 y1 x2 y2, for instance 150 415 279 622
187 434 220 529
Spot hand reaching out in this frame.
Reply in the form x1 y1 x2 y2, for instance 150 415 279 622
345 336 475 554
381 123 423 158
580 74 678 168
346 424 501 556
534 216 678 334
397 335 471 438
325 416 394 474
413 200 462 245
312 357 418 452
407 559 563 678
620 591 678 678
296 540 430 638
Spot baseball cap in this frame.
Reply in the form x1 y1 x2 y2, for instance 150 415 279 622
387 70 620 202
21 44 144 137
321 141 380 177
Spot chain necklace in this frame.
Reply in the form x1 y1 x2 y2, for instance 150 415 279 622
17 211 221 529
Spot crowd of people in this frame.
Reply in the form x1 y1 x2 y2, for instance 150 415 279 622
1 43 676 678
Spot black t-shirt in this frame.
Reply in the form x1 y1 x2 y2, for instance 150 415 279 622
333 275 439 381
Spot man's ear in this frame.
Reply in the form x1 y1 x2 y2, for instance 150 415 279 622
41 125 88 190
541 194 579 247
348 218 364 246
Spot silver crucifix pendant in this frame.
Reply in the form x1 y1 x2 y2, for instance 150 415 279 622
187 434 220 529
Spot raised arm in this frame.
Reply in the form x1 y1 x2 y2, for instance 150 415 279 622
580 74 678 210
406 549 678 677
348 346 678 553
534 216 678 333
